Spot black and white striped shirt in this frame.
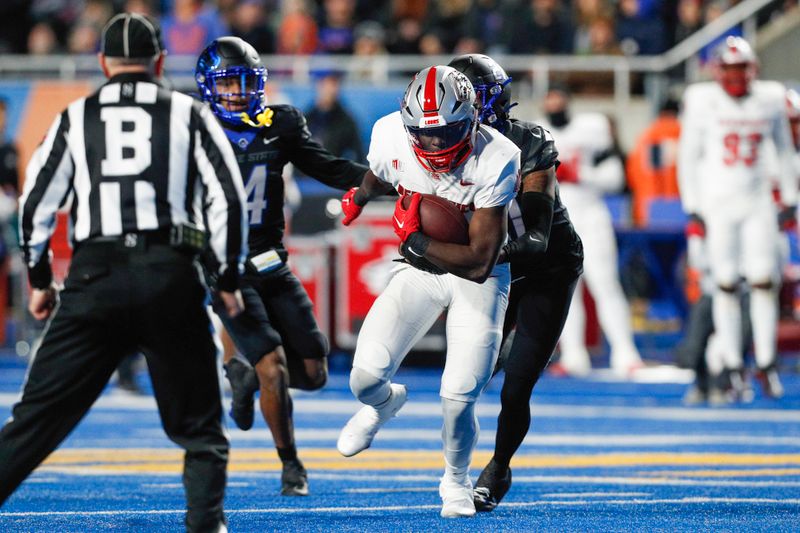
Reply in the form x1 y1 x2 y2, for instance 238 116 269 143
20 72 248 288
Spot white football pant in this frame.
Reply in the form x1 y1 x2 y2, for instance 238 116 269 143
558 192 641 373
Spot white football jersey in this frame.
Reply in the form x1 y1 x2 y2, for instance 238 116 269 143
367 111 520 212
678 80 797 216
540 113 625 209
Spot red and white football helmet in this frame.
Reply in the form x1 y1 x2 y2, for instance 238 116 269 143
400 65 479 173
787 88 800 149
712 36 758 98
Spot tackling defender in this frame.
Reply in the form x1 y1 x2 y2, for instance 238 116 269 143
195 37 368 495
448 54 584 511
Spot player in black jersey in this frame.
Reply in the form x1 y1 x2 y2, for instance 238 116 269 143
196 37 368 496
449 54 584 512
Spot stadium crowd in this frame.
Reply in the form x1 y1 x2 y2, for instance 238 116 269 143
0 0 796 58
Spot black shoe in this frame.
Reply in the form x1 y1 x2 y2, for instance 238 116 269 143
224 358 259 431
281 458 309 496
473 459 511 512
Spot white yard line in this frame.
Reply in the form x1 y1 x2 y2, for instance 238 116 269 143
2 497 799 518
4 393 796 424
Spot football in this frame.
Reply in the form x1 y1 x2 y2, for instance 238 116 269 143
402 193 470 245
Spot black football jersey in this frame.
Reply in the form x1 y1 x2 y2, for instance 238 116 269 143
223 104 368 255
501 118 583 276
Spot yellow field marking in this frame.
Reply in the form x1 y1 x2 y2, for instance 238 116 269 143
39 449 800 475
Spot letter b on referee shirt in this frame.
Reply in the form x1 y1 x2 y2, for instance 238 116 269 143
100 107 152 176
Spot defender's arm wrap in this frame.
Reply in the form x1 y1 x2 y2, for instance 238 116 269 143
499 191 554 263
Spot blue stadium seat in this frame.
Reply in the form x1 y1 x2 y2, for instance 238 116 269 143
647 197 687 228
604 194 631 228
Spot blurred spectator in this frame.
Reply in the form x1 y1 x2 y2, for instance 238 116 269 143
27 22 60 55
353 20 387 56
626 97 681 226
0 99 19 195
616 0 668 55
317 0 357 54
231 0 275 54
160 0 227 56
460 0 507 54
30 0 82 41
419 31 445 55
65 0 110 55
674 0 702 45
387 17 423 53
277 0 319 54
67 22 101 54
587 16 622 54
573 0 614 54
0 1 31 53
305 71 365 162
81 0 113 29
0 98 18 318
354 0 391 22
124 0 156 16
422 0 472 53
504 0 575 54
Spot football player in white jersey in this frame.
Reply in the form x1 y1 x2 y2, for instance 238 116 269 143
539 85 643 376
336 65 520 518
678 37 797 399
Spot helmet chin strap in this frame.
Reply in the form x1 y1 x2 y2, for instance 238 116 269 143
240 107 274 128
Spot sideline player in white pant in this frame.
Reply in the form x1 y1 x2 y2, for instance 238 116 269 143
678 37 797 399
336 65 520 518
540 86 643 376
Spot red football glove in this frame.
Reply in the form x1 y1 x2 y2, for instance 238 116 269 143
556 156 580 184
393 193 422 242
779 205 798 232
685 213 706 238
341 187 363 226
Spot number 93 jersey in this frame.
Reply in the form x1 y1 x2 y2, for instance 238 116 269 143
678 80 795 215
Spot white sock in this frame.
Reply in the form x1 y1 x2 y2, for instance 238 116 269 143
750 287 778 369
441 397 478 482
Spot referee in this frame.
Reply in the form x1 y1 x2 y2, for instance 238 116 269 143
0 14 247 533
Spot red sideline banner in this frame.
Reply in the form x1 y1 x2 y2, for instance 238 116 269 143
335 202 445 351
285 236 331 340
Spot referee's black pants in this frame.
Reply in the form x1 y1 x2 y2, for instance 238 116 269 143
0 242 228 532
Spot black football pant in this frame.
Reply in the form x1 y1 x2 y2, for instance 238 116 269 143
0 243 228 532
493 268 580 468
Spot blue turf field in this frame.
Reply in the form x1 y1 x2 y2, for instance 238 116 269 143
1 354 799 532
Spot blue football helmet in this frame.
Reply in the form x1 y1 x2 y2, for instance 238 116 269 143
196 37 270 128
448 54 515 132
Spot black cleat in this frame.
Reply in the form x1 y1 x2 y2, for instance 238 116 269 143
281 458 309 496
224 358 259 431
473 459 512 512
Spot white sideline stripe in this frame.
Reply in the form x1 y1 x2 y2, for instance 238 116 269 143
271 430 800 447
140 482 251 489
31 470 800 488
2 498 800 517
541 492 652 498
345 487 436 494
311 472 800 488
3 393 797 424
